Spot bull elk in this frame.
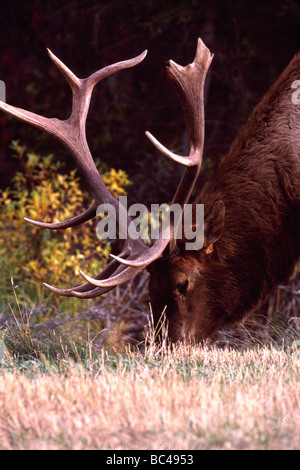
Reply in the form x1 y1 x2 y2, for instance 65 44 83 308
1 39 300 343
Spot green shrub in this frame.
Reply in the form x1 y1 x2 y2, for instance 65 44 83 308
0 141 131 312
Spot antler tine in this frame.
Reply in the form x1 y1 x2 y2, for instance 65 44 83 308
43 257 121 298
44 254 145 296
24 201 98 229
107 236 170 268
68 260 144 298
79 237 169 281
43 282 113 298
145 131 198 166
78 264 146 289
68 286 114 299
146 38 213 174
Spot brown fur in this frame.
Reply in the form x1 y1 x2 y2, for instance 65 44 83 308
148 52 300 343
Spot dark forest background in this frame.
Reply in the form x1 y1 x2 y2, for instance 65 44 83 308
1 0 300 206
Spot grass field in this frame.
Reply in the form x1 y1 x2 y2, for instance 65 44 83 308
0 325 299 450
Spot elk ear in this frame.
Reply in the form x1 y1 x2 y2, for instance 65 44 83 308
203 201 225 251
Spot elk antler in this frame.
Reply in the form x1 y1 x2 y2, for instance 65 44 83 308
0 39 213 298
109 38 213 264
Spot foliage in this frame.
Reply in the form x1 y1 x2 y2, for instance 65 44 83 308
0 141 131 309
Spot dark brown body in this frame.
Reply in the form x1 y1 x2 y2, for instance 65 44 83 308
149 52 300 342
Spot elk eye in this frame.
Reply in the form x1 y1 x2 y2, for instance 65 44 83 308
177 279 189 295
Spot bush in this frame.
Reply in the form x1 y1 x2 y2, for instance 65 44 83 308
0 141 131 312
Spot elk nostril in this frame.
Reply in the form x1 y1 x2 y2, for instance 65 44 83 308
177 279 189 295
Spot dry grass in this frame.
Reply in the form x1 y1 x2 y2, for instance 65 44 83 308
0 273 299 450
0 342 299 450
